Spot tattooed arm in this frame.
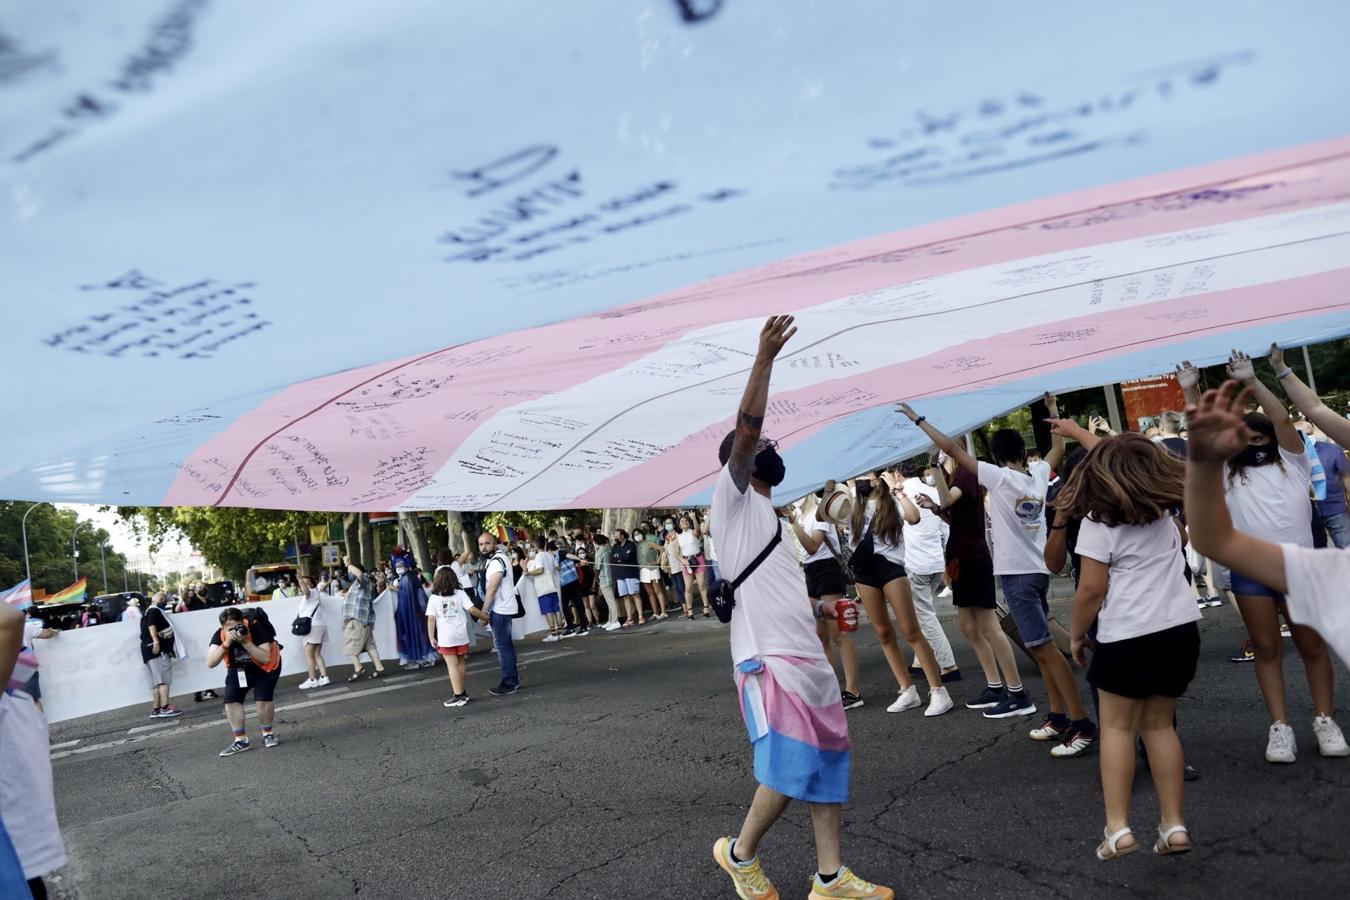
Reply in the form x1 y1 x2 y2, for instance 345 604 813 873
728 316 797 492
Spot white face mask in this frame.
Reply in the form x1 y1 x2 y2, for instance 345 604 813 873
923 474 936 486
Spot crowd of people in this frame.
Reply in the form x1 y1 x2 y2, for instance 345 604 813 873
9 314 1350 898
708 319 1350 900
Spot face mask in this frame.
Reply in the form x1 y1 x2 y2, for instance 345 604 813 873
1235 444 1276 467
923 474 936 486
395 565 406 576
753 445 786 486
856 481 874 498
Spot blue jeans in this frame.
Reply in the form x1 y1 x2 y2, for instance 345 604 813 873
1000 572 1053 649
1320 509 1350 549
489 611 518 688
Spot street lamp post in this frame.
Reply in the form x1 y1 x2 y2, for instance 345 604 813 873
99 540 108 594
20 502 42 585
72 521 87 582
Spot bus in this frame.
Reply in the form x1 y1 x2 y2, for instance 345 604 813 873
243 563 299 603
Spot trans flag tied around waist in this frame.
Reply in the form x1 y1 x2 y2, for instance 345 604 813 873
3 2 1350 511
736 656 850 804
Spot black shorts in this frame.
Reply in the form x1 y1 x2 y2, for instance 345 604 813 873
804 558 847 599
223 663 282 704
853 556 906 589
1087 621 1200 700
950 557 996 609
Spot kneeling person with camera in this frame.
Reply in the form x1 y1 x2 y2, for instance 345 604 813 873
206 607 283 756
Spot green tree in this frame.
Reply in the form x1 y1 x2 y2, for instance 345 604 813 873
0 502 151 597
115 506 337 584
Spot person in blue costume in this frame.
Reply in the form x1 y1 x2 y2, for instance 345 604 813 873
391 547 437 668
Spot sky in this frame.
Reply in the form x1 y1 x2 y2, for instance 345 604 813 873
56 504 199 582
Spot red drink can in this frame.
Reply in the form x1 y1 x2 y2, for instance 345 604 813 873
835 598 859 632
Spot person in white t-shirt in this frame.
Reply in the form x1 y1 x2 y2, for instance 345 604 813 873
1185 380 1350 755
791 492 862 709
426 566 491 707
295 575 331 690
0 602 67 897
847 471 952 717
901 465 959 682
677 515 711 614
710 315 892 900
526 536 565 641
902 396 1098 757
1054 433 1201 859
1212 350 1344 764
477 532 521 696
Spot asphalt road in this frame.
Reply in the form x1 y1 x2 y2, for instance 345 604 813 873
42 580 1350 899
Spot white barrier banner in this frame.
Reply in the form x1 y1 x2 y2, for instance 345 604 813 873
33 590 546 724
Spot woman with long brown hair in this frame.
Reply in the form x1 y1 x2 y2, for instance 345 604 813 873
1056 433 1200 859
1219 350 1344 764
849 471 952 716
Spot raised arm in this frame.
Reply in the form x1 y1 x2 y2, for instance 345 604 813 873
897 404 978 474
1175 360 1201 408
727 316 797 491
1042 393 1067 470
927 463 960 521
1268 343 1350 449
1045 417 1100 451
1227 349 1303 453
1184 381 1288 593
879 472 921 525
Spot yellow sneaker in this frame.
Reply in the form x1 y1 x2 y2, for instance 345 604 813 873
808 865 894 899
712 837 779 900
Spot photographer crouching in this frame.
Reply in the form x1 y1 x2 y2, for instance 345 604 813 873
206 607 283 756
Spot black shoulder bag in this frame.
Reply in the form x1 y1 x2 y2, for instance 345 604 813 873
290 594 318 636
711 522 782 624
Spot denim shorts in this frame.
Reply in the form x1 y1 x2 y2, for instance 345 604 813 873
1230 570 1284 602
616 577 640 597
1001 572 1052 649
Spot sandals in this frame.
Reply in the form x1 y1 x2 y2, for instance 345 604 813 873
370 669 384 679
347 671 363 682
638 617 647 625
703 609 711 619
1154 824 1191 856
1095 827 1138 861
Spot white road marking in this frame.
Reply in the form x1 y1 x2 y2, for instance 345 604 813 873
127 720 185 735
53 649 583 760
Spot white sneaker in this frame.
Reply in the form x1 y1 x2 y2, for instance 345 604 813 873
937 586 953 599
316 676 330 687
924 687 955 717
887 685 922 713
542 634 560 643
1313 715 1350 757
297 678 316 690
603 621 620 631
1266 721 1297 763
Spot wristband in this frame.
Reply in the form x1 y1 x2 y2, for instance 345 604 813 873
913 416 926 425
1049 523 1067 531
1274 366 1294 380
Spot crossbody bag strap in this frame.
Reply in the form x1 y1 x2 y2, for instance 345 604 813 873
731 522 783 590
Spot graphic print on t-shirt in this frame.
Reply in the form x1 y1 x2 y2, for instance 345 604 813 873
1013 495 1045 532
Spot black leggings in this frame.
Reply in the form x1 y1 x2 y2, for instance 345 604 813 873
30 877 48 900
561 581 586 628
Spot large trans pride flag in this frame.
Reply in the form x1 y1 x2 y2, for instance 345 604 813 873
2 2 1349 511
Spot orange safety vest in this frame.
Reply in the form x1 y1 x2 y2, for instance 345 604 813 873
219 624 282 672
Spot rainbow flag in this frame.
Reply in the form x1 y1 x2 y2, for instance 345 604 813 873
45 577 87 605
0 579 32 610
